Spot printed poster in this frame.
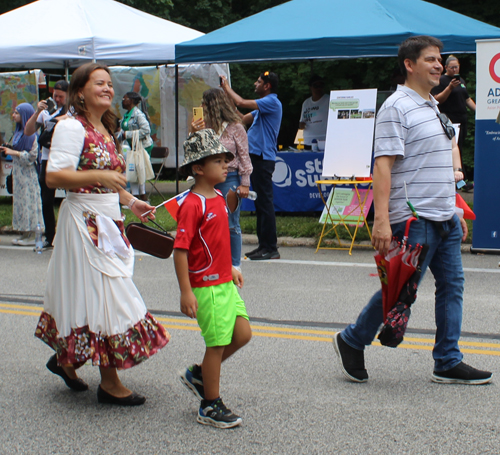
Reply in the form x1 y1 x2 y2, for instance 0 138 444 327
319 187 373 226
322 89 377 178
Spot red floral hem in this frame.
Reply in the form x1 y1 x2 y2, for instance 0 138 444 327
35 311 170 369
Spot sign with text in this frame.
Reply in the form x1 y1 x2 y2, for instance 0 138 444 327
322 89 377 178
473 40 500 252
319 187 373 226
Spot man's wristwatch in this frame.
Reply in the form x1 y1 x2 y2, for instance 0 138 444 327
454 168 463 172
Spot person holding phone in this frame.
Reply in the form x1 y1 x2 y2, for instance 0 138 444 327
25 80 69 250
431 55 476 191
190 88 252 270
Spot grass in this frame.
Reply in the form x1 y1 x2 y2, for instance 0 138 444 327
0 194 474 243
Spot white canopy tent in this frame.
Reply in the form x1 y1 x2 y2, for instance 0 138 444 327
0 0 203 69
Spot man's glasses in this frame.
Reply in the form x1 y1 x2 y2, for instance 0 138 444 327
437 113 455 140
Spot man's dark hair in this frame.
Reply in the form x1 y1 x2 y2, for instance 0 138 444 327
398 35 443 79
53 80 69 92
260 71 279 93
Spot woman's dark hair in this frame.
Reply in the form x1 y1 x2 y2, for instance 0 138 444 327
398 35 443 79
68 62 120 151
125 91 150 122
202 88 241 134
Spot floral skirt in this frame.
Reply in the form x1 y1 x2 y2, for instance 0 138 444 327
35 192 169 368
35 311 169 369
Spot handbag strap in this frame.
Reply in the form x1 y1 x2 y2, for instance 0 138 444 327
143 218 168 233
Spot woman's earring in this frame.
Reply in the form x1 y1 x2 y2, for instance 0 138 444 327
79 96 85 105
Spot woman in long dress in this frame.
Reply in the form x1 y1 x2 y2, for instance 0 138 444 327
34 63 169 406
0 103 43 245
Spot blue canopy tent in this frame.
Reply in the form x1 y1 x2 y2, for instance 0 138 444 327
175 0 500 63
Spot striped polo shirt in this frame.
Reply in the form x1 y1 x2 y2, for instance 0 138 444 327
374 85 455 224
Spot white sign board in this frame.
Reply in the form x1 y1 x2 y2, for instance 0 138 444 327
322 89 377 178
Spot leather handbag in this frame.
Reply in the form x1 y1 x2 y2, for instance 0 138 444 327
125 219 174 259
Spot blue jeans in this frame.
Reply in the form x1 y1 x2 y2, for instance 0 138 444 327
342 215 464 372
215 171 242 268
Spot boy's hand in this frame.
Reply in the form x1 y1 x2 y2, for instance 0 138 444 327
232 266 244 288
180 291 198 319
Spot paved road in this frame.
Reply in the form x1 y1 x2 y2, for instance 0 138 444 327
1 236 499 454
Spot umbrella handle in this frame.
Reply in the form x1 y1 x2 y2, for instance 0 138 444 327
402 216 418 246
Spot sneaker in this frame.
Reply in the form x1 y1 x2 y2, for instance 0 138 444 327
248 249 280 261
333 332 368 383
197 398 242 429
245 247 262 258
432 361 492 385
33 240 53 252
180 364 204 400
18 234 36 246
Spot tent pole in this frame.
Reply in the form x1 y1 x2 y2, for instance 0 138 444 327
64 62 69 80
175 64 179 194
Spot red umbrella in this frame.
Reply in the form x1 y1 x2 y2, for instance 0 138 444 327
377 244 429 347
374 216 421 318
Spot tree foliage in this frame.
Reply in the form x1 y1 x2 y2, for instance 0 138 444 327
1 0 499 172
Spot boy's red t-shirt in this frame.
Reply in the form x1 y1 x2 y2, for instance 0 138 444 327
174 190 233 288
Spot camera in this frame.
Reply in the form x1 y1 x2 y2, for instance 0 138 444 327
45 97 57 114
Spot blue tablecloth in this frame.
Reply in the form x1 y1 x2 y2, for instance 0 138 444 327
241 151 332 212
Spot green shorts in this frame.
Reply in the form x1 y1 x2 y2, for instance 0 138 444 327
193 281 249 348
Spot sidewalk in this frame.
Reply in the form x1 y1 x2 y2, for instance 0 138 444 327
1 180 474 253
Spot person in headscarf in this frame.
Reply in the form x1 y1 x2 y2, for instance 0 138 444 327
119 91 154 202
0 103 43 245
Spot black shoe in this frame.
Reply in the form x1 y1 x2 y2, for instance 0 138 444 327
461 182 474 192
97 385 146 406
333 332 368 383
197 398 242 429
180 364 204 400
432 361 492 385
248 249 280 261
245 247 262 258
46 354 89 392
34 240 53 252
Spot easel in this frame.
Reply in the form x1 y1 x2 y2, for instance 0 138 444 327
315 177 373 255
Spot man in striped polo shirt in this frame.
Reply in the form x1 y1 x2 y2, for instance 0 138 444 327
334 36 492 385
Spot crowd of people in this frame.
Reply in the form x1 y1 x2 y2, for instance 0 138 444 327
0 34 492 431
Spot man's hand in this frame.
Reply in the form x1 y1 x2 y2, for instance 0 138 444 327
180 291 198 319
459 217 468 242
372 217 393 256
37 100 48 113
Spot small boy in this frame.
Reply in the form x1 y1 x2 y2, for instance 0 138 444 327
173 129 252 429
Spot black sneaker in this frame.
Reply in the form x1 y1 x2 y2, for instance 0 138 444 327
245 247 263 258
180 364 204 400
248 249 280 261
197 398 242 429
432 361 492 385
333 332 368 383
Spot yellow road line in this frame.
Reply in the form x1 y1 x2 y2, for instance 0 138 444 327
3 305 500 355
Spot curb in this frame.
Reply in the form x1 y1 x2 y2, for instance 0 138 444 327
0 228 473 254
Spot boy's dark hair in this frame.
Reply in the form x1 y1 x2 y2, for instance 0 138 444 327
260 71 279 93
179 157 206 178
398 35 443 79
